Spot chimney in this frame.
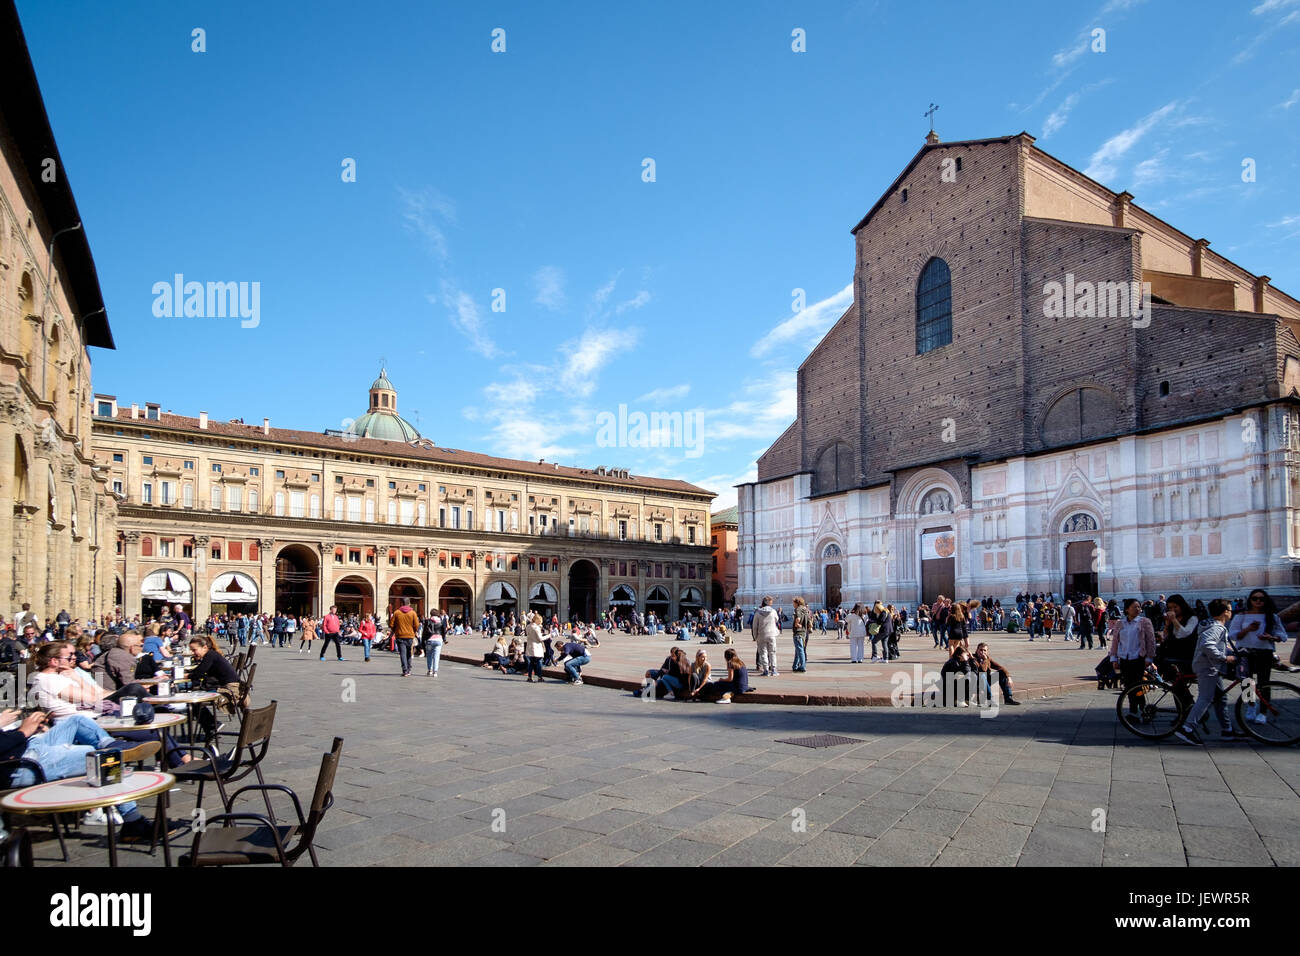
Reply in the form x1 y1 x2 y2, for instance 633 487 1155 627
1113 191 1134 229
199 411 208 430
1193 238 1210 278
262 417 270 435
1255 275 1271 314
130 403 139 419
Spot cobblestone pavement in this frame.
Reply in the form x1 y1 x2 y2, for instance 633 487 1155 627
27 646 1300 867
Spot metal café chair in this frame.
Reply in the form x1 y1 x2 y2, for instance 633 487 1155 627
180 737 343 867
171 700 278 822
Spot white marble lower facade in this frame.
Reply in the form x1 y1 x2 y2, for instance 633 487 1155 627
736 405 1300 611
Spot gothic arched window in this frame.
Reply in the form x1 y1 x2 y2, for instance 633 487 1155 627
916 257 952 354
814 442 855 495
1062 513 1098 533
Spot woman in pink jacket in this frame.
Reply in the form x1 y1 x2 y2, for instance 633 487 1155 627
359 615 377 662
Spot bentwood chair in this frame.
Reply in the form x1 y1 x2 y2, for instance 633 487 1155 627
179 737 342 867
0 757 68 862
171 700 278 822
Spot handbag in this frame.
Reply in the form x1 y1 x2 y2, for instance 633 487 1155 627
868 622 882 636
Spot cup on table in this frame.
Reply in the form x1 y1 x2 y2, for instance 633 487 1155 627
119 696 138 718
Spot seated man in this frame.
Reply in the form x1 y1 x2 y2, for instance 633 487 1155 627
93 630 144 690
971 643 1022 706
559 637 591 685
641 647 690 699
0 707 153 838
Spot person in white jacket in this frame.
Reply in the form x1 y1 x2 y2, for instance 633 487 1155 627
1175 599 1240 745
846 603 868 663
751 596 780 677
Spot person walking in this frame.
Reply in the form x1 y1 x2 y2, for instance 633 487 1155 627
791 597 812 673
424 611 445 677
318 605 345 662
389 602 420 677
750 596 780 677
523 613 545 683
1228 588 1289 726
868 600 888 662
1175 599 1239 744
1062 600 1077 644
297 615 316 654
1076 599 1095 649
1108 598 1156 713
359 614 376 662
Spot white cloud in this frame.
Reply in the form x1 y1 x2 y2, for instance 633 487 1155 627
1042 91 1082 138
532 266 566 311
590 274 619 314
705 368 798 442
1252 0 1298 14
561 326 640 396
615 290 651 314
1281 88 1300 108
398 186 455 261
636 384 691 404
750 284 853 358
1083 101 1178 182
434 281 499 359
1131 149 1169 187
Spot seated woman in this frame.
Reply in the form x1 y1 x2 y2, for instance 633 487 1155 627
482 635 509 668
188 635 242 716
940 644 974 707
641 646 690 699
687 649 711 699
699 648 749 703
27 642 147 720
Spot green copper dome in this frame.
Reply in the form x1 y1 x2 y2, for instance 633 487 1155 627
351 410 421 442
370 369 395 391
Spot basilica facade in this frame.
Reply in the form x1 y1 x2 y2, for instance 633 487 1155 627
737 131 1300 611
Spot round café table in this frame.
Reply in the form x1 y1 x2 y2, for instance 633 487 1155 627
97 712 186 734
1 771 175 866
144 690 221 747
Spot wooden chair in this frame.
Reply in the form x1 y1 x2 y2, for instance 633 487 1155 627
171 700 277 822
179 737 342 867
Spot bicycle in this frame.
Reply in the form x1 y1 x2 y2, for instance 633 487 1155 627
1116 665 1300 745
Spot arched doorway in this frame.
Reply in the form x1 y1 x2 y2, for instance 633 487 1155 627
484 580 518 621
821 543 843 610
210 571 260 616
646 585 671 622
680 586 704 619
711 581 725 609
114 576 123 610
438 579 471 625
334 575 374 617
388 578 425 616
141 568 193 622
1060 512 1101 600
608 584 636 618
528 582 557 617
568 559 599 624
275 544 319 616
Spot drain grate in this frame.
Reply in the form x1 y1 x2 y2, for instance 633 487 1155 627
776 734 861 749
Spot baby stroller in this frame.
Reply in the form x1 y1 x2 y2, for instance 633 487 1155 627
1095 654 1119 690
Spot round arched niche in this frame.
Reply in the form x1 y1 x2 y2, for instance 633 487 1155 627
1041 387 1119 445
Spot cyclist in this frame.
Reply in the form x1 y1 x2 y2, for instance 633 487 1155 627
1108 598 1157 714
1157 594 1199 716
1228 588 1288 725
1175 599 1240 745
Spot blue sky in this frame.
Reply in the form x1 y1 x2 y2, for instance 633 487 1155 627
18 0 1300 508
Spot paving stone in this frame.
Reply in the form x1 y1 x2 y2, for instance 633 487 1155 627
781 831 874 867
681 812 772 846
703 836 797 867
1177 825 1273 865
893 806 970 837
859 827 949 866
623 838 723 867
1017 824 1104 866
543 843 640 867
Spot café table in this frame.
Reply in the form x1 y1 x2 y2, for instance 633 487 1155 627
1 771 175 866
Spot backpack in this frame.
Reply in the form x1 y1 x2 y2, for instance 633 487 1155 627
134 655 159 679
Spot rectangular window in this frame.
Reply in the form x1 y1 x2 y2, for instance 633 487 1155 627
619 561 628 576
655 523 662 541
688 527 695 544
290 490 305 518
184 460 194 470
142 456 153 466
497 510 506 532
510 556 518 571
211 546 221 560
229 542 243 561
335 476 344 484
540 559 548 572
97 401 113 417
451 555 461 568
529 515 536 534
249 467 259 476
274 492 285 516
402 551 413 567
418 484 426 492
528 557 536 571
366 499 376 522
366 479 374 488
438 507 446 528
112 480 123 495
349 549 361 564
655 563 662 578
211 464 221 473
249 487 257 512
227 486 243 511
147 406 159 420
275 470 285 479
310 494 320 518
389 550 397 566
401 500 414 526
334 496 345 521
348 497 362 522
451 506 460 529
688 566 697 579
112 453 123 463
712 556 718 572
465 507 472 530
418 552 426 567
619 520 628 541
142 482 153 503
569 517 575 536
311 474 319 482
388 481 396 489
182 542 194 558
160 481 172 505
159 539 173 557
609 562 616 577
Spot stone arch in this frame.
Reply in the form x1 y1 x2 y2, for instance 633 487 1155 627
1038 383 1124 446
896 467 963 516
812 441 856 495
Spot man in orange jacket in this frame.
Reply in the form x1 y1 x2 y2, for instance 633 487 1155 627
389 604 420 677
